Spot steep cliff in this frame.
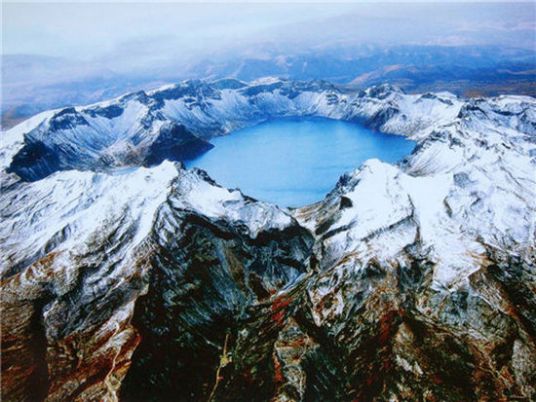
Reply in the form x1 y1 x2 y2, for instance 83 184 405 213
1 79 535 401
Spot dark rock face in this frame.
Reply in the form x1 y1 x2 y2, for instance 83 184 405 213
85 104 124 119
1 81 535 401
7 120 212 182
6 140 61 181
4 231 534 401
0 165 320 402
366 84 403 100
48 108 89 131
144 124 214 167
121 206 313 401
120 236 536 402
152 80 220 105
368 106 400 130
293 256 535 401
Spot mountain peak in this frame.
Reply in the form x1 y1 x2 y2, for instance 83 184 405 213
2 78 535 401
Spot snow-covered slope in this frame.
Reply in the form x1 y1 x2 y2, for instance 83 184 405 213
1 79 535 401
296 92 536 292
2 79 462 181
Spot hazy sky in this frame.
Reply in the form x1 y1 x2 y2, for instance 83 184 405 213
3 1 535 63
3 3 347 57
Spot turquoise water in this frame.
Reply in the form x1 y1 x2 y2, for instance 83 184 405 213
186 117 415 207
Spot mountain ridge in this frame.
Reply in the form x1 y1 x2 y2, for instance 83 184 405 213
1 78 535 401
2 78 460 181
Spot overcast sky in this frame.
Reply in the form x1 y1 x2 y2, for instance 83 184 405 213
3 2 535 61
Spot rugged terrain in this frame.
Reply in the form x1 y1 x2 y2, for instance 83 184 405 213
4 44 535 129
1 78 535 401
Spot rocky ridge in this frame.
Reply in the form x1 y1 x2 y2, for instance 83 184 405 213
1 79 535 401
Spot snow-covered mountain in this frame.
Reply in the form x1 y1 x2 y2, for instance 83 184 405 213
2 78 460 181
1 78 535 401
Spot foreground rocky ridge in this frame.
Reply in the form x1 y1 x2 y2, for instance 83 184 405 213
1 79 535 401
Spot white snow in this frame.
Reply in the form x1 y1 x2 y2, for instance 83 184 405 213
0 161 179 274
2 79 535 295
170 168 294 238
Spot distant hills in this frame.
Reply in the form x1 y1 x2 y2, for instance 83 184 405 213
2 44 535 129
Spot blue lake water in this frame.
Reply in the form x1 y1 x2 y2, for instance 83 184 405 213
186 117 415 207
